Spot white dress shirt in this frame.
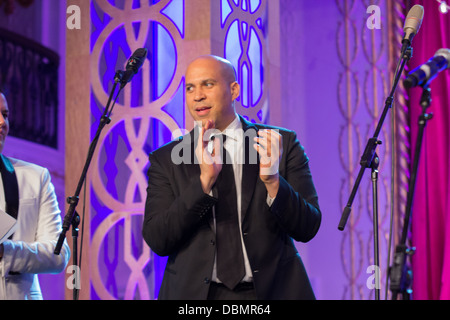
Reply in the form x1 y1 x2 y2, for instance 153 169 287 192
208 115 274 284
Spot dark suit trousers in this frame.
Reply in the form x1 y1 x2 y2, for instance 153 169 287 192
207 282 257 300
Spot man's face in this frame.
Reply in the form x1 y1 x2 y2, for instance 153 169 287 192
0 94 9 154
185 56 239 131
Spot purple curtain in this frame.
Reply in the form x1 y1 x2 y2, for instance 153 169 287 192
409 0 450 300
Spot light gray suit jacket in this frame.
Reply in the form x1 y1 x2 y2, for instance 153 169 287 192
0 157 70 300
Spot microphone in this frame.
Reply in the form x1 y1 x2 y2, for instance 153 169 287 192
404 48 450 88
119 48 148 88
402 5 424 47
402 4 424 43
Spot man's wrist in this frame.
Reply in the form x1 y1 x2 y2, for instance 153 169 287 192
200 174 215 194
266 193 275 207
264 175 280 198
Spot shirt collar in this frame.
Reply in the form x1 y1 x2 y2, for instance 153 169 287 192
222 114 242 142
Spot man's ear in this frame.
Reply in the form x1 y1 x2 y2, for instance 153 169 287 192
230 81 240 101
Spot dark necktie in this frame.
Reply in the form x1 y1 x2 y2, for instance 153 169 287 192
214 134 245 290
0 155 19 240
0 154 19 220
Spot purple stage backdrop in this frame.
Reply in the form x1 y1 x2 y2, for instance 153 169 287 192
1 0 448 300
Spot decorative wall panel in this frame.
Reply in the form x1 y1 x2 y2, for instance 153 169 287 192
89 0 186 300
66 0 280 300
336 0 405 300
0 28 59 148
212 0 279 125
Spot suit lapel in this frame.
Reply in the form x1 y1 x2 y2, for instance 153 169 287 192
188 127 200 173
238 116 259 221
0 155 19 241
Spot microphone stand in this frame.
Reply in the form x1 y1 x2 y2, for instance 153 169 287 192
54 70 125 300
389 85 433 300
370 154 381 300
338 42 413 300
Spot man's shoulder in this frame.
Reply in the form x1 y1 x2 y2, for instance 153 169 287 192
151 131 194 158
3 156 50 183
7 156 46 173
238 114 294 135
252 122 296 139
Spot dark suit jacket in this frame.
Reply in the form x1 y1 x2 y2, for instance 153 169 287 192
143 115 321 300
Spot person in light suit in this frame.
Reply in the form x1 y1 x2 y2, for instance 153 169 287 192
0 92 70 300
143 55 321 300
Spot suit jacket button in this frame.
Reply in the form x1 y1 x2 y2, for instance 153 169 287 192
204 277 210 284
210 240 215 245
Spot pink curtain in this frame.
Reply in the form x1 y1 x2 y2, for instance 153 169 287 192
409 0 450 300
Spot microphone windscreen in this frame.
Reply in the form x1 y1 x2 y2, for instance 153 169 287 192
434 48 450 69
126 48 148 73
403 5 424 38
133 48 148 58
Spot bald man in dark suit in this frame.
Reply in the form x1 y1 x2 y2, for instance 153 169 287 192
143 55 321 300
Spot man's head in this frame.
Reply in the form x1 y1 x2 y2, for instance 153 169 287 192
185 55 240 132
0 93 9 154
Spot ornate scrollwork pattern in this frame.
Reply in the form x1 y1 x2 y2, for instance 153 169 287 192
217 0 268 124
337 0 396 299
89 0 185 300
